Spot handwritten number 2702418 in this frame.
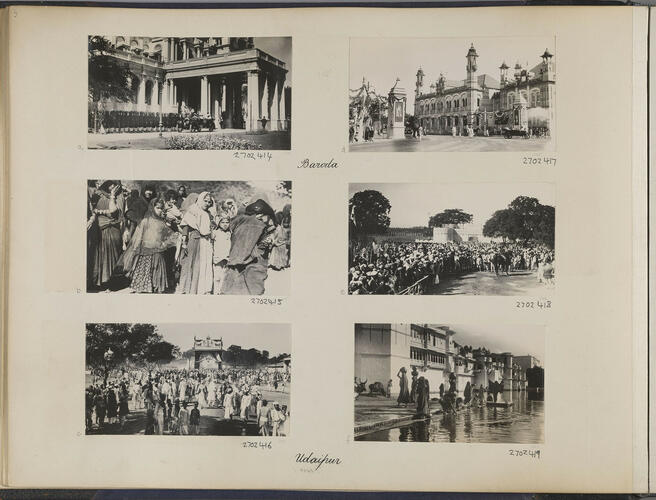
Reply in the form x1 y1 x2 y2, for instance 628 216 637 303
516 300 551 309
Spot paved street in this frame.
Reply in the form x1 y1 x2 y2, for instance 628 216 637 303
88 130 291 150
430 270 553 296
87 389 290 436
349 134 553 152
354 395 442 437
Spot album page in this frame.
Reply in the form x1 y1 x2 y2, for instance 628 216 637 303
2 4 648 492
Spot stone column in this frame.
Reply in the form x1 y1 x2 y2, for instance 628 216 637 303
224 79 233 129
182 40 187 60
260 73 269 125
137 74 146 111
200 76 209 115
279 79 286 130
270 76 280 131
246 70 260 132
213 81 221 128
162 79 170 113
172 81 178 112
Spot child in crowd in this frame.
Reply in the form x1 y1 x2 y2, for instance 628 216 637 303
212 213 231 295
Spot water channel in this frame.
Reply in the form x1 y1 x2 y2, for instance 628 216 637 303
357 391 544 443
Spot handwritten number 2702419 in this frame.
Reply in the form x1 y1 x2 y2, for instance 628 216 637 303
508 449 540 458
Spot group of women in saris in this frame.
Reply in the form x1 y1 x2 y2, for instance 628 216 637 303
87 181 291 295
396 366 430 417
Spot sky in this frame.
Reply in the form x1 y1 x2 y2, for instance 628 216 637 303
441 323 545 362
156 323 291 356
349 182 555 228
350 36 554 109
255 37 292 84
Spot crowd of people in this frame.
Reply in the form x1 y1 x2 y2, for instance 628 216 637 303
348 240 555 294
357 366 505 419
85 365 291 436
87 181 291 295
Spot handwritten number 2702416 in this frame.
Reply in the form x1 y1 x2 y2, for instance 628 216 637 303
242 441 272 449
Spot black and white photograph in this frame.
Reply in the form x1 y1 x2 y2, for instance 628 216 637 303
348 183 555 295
349 37 555 152
354 323 544 444
85 323 291 436
88 36 291 150
87 179 291 295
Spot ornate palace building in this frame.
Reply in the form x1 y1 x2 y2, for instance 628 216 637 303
90 36 290 131
414 44 555 136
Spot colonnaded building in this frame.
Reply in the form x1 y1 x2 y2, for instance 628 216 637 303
413 44 555 136
89 36 290 132
355 324 537 403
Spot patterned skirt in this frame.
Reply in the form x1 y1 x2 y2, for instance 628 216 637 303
130 252 169 293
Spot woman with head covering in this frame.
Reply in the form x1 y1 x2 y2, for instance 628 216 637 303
269 213 290 270
221 198 278 295
397 367 411 407
176 192 214 295
212 212 232 295
117 198 178 293
88 180 125 291
415 376 430 418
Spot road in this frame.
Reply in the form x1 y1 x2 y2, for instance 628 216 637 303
429 270 553 296
349 134 553 153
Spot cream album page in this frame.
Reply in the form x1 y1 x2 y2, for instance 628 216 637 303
2 4 648 492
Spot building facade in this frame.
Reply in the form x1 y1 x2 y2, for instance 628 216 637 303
90 36 290 131
414 44 555 136
354 323 529 401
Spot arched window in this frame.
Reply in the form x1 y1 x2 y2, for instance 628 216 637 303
152 44 162 62
130 40 139 51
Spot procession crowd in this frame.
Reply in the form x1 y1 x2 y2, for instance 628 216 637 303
85 366 291 436
348 240 555 294
87 181 291 295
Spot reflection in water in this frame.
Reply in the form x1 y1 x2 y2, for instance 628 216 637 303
357 392 544 444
